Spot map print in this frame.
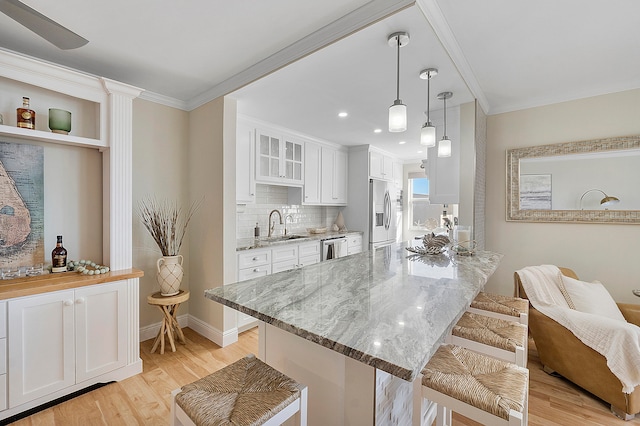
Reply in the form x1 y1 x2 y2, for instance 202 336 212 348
0 142 44 268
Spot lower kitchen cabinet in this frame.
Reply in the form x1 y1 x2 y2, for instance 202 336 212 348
347 234 363 255
7 280 127 408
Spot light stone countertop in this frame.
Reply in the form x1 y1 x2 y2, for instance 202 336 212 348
236 230 363 251
207 243 503 381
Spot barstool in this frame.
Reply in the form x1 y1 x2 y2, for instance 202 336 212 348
447 311 528 367
172 354 307 426
421 344 529 426
468 292 529 326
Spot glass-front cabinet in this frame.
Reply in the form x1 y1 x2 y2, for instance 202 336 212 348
256 127 303 185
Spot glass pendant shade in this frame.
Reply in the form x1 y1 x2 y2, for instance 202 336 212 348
438 137 452 157
420 122 436 147
389 101 407 132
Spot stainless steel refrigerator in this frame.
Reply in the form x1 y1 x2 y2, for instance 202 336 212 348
369 179 398 249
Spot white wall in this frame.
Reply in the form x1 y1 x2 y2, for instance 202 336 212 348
485 89 640 304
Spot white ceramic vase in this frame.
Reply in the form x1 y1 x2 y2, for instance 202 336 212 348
156 255 183 296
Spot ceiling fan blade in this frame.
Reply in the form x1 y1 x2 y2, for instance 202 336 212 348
0 0 88 49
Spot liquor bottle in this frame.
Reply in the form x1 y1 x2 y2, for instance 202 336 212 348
51 235 68 273
17 97 35 130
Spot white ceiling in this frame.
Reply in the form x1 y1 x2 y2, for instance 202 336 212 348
1 0 639 161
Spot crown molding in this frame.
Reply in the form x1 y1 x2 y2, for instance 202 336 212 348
415 0 490 114
138 90 189 110
185 0 415 111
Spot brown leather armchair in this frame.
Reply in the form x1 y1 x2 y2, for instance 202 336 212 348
515 267 640 420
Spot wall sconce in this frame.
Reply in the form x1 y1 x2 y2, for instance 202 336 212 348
419 68 437 147
579 189 620 210
388 32 409 132
437 91 453 157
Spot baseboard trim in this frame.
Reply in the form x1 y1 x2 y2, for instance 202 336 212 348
140 314 239 347
139 314 189 342
187 314 239 347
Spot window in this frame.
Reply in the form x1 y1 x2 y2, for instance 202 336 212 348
408 173 448 230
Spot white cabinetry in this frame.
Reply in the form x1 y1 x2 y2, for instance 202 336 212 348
321 147 348 205
255 128 304 185
346 234 363 255
297 241 321 267
236 118 256 203
392 161 403 188
7 281 127 408
303 142 322 204
271 245 299 274
369 150 393 181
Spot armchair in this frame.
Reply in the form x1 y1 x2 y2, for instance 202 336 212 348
515 267 640 420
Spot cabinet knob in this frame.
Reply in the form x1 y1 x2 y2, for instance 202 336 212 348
76 298 86 304
64 300 73 306
252 256 259 261
253 268 260 272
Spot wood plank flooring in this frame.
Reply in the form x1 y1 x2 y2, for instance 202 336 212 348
9 329 639 425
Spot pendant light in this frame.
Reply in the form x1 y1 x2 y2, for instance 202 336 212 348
419 68 437 147
388 32 410 132
437 91 453 157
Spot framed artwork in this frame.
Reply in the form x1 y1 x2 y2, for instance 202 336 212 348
519 174 552 210
0 141 44 267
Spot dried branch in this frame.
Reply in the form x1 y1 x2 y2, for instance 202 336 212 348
138 196 203 256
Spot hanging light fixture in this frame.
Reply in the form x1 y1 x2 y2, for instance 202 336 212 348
437 91 453 157
388 32 410 132
419 68 437 147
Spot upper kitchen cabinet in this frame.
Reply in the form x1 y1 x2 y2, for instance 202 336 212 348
369 149 394 182
255 127 304 186
320 146 347 205
236 118 256 204
303 142 322 204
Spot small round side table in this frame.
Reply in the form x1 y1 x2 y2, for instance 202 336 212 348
147 289 190 354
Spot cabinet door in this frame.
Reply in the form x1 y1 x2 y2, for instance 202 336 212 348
333 150 348 204
369 150 384 179
256 129 282 181
8 291 75 407
236 120 255 203
382 155 393 181
321 147 334 204
75 281 127 383
272 260 298 274
283 136 303 183
304 142 321 204
392 161 403 188
238 265 271 281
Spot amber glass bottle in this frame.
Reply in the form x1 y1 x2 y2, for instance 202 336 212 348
17 97 35 129
51 235 68 273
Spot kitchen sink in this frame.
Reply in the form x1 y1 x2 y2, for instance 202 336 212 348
263 235 308 242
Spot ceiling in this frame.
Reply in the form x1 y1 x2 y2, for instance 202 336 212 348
1 0 639 161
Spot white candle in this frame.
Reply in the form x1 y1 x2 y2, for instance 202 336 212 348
457 229 471 249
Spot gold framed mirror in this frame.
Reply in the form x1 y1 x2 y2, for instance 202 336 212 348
506 135 640 223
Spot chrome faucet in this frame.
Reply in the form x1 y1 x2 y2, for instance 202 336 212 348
284 214 294 235
268 209 283 237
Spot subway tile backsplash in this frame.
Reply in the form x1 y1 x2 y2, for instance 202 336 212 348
237 184 342 239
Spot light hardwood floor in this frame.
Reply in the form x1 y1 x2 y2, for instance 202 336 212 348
10 329 639 425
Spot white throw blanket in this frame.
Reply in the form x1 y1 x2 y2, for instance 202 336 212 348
517 265 640 393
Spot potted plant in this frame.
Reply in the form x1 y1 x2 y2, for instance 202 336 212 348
138 196 201 296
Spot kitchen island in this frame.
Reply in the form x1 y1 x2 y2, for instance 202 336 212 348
206 244 502 425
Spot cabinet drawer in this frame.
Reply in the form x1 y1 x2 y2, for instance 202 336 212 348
298 241 320 258
238 249 271 269
347 234 362 248
271 245 298 263
298 254 320 268
347 246 362 256
272 260 298 274
238 265 272 281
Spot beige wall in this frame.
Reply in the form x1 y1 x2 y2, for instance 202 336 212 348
485 89 640 304
132 99 189 328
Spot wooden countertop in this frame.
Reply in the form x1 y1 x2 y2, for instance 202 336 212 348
0 268 144 300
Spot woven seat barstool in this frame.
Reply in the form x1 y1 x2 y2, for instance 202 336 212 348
171 354 307 426
468 292 529 326
421 344 529 426
447 311 528 367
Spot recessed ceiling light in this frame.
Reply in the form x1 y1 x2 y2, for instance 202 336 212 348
338 112 348 118
417 150 423 153
373 128 382 133
399 141 406 145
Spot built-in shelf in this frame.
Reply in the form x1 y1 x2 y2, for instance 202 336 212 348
0 124 105 150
